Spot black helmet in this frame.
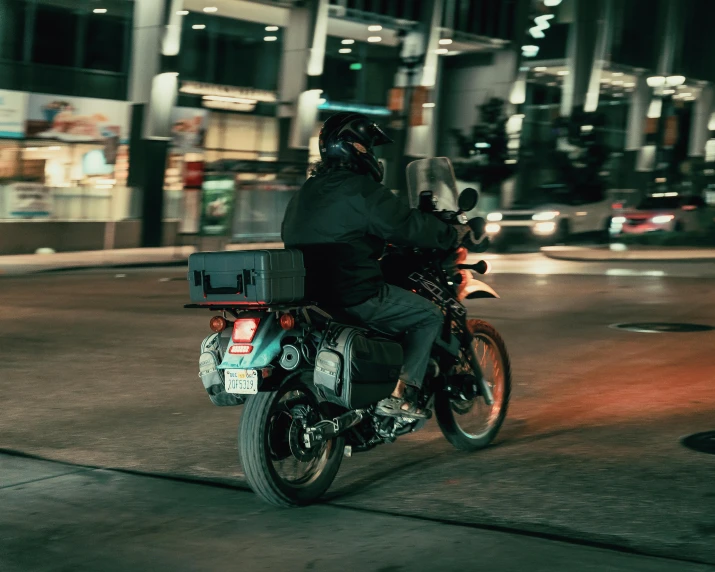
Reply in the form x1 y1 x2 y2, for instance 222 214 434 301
319 112 393 182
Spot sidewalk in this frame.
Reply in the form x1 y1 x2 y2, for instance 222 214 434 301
541 245 715 262
1 452 711 572
0 243 283 276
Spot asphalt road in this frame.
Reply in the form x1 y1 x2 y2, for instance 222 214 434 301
1 255 714 569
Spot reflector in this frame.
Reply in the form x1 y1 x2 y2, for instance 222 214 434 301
229 344 253 355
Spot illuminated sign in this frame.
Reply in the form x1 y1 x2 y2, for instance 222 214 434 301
317 101 390 116
180 81 276 103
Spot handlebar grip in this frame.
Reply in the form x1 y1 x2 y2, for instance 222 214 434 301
458 259 490 274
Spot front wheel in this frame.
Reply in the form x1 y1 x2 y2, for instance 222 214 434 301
238 372 344 507
436 320 511 451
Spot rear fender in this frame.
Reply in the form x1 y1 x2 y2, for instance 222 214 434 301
219 314 294 370
463 279 500 300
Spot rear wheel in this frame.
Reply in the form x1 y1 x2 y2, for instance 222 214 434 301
239 372 344 507
436 320 511 451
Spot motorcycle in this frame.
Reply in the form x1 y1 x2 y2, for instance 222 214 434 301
186 157 511 507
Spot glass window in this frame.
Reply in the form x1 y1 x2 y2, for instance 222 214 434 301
84 12 126 72
32 5 78 66
0 0 26 61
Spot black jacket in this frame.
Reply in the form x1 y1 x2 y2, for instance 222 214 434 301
281 169 457 307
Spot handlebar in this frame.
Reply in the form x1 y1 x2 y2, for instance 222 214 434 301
458 260 490 275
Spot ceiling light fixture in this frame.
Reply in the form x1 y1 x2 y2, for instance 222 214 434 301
192 24 206 30
339 48 352 53
265 26 279 32
422 103 436 108
177 10 189 15
93 8 107 13
436 48 449 54
439 39 453 45
264 36 278 42
341 39 355 44
367 36 382 43
534 66 547 72
203 6 217 13
368 25 382 32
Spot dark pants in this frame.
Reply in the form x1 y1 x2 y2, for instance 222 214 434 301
344 285 443 389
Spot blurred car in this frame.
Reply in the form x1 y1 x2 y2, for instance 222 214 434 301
610 193 710 236
485 184 613 250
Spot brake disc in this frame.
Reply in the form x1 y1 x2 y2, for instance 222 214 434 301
288 419 322 461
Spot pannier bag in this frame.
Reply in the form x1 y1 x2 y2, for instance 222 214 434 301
188 249 305 305
199 333 244 406
314 325 403 409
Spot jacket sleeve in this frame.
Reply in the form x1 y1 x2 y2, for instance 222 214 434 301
361 180 458 250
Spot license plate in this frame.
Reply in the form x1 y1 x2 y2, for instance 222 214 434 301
225 369 258 395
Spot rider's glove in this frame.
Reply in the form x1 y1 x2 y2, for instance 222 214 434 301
454 224 477 247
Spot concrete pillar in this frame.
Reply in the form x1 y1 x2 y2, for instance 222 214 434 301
403 0 444 160
560 0 615 117
689 85 713 159
618 74 651 189
126 0 183 247
385 0 442 191
276 0 329 163
687 84 714 194
560 0 601 117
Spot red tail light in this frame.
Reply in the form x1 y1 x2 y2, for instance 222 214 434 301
232 318 260 343
229 344 253 355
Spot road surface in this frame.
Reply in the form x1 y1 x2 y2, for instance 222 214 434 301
1 254 714 570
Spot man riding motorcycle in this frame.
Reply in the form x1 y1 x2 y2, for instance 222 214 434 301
282 112 476 419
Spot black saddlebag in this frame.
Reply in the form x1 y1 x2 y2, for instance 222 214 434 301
313 325 403 409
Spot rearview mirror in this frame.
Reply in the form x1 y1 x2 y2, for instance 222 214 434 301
458 187 478 212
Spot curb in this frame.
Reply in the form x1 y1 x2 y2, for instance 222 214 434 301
540 246 715 263
35 259 190 274
0 243 285 276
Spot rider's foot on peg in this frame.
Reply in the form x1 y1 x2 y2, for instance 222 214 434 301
376 396 431 420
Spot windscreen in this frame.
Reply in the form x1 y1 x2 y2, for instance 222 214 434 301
405 157 459 212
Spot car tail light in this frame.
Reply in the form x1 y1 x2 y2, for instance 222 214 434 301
229 344 253 355
232 318 260 343
279 313 295 331
209 316 227 333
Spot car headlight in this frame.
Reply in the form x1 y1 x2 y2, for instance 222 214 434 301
651 214 674 224
532 211 559 221
487 212 503 222
485 223 501 234
533 221 557 235
612 216 626 224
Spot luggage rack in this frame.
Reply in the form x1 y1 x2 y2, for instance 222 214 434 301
184 302 337 324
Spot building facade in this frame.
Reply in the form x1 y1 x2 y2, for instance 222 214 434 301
1 0 714 253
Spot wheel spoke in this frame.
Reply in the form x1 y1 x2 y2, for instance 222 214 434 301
449 333 505 439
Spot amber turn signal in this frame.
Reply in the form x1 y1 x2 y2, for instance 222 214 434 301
279 313 296 331
209 315 227 333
